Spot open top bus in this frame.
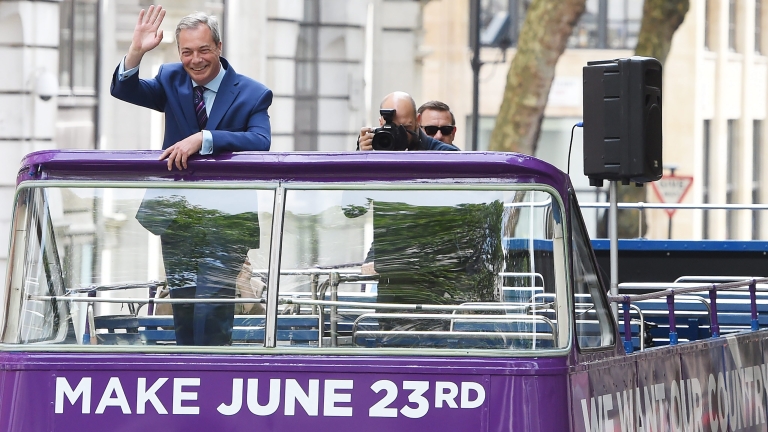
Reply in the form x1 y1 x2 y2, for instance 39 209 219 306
2 150 767 432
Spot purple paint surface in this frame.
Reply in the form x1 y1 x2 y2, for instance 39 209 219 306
18 150 571 198
0 352 570 432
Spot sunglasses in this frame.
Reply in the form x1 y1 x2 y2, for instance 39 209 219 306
422 125 455 136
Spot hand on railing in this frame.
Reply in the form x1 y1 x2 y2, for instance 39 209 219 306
361 262 377 275
236 258 265 315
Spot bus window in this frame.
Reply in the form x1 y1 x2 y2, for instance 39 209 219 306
570 193 615 350
276 187 569 351
3 185 274 347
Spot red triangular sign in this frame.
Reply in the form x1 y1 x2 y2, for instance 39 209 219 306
650 176 693 217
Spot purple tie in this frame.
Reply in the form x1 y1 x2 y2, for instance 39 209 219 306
193 86 208 130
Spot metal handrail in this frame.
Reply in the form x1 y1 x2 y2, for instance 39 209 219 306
499 272 545 288
351 312 557 343
281 298 543 312
65 281 165 295
29 295 267 305
608 277 768 353
580 202 768 210
607 278 768 302
634 295 711 316
673 276 768 284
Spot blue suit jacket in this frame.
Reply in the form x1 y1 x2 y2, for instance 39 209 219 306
110 57 272 152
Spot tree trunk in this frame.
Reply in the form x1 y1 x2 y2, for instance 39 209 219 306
606 0 689 238
487 0 586 154
635 0 690 63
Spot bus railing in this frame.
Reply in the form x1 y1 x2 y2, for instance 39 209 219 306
351 313 557 349
607 277 768 354
29 292 557 347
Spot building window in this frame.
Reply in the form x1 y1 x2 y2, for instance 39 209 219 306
753 120 762 239
726 120 739 238
705 0 711 50
58 0 99 150
703 120 711 239
729 0 738 52
478 0 643 50
477 0 524 47
59 0 98 93
569 0 644 49
758 0 764 54
294 0 320 151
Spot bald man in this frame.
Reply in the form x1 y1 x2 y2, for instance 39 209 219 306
357 91 458 151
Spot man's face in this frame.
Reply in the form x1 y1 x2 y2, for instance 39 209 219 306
418 109 456 144
380 98 419 146
178 25 222 86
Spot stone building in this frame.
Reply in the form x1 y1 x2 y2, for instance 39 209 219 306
1 0 767 282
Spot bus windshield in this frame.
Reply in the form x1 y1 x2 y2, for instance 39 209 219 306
2 183 569 353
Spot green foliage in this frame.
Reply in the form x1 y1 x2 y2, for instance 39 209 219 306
372 200 505 306
138 194 260 288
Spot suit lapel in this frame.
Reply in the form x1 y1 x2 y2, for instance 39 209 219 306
178 82 199 132
207 65 239 130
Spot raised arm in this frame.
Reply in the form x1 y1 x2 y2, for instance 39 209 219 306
125 5 167 69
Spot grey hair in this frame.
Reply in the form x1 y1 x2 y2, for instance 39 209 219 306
175 12 221 47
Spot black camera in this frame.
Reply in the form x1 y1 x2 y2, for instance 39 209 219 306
372 109 410 151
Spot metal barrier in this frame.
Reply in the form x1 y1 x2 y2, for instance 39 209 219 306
608 277 768 354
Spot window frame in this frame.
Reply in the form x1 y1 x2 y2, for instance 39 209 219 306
568 192 616 352
702 119 712 239
477 0 644 50
3 181 278 349
272 181 572 355
729 0 739 52
726 119 739 239
3 180 573 357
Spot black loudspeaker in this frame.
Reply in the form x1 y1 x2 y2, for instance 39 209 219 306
583 56 663 186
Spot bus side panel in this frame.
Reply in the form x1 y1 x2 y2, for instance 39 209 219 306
571 331 768 432
0 366 53 432
0 353 567 432
570 357 637 432
488 373 570 432
0 354 563 432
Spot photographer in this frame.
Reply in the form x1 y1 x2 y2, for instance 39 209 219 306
357 92 458 151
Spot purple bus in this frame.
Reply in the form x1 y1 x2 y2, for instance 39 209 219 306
1 150 767 431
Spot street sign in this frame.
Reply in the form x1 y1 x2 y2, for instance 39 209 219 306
650 175 693 217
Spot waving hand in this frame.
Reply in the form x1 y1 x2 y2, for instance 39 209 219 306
125 5 166 69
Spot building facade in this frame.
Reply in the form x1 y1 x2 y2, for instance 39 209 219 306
0 0 429 280
420 0 768 241
1 0 767 282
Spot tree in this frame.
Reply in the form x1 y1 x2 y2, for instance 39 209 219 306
608 0 690 238
487 0 586 154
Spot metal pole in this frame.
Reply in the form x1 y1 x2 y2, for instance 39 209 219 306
471 0 481 151
667 215 672 239
598 0 608 48
609 181 619 318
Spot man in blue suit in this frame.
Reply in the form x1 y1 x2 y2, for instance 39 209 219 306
114 6 267 346
111 5 272 170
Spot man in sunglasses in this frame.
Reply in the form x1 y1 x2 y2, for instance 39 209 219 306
357 92 459 151
417 101 457 145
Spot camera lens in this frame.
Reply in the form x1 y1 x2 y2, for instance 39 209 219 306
372 131 394 151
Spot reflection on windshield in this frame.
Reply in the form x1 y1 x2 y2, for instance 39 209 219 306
136 190 260 345
367 200 504 330
279 189 565 350
4 186 273 347
3 185 566 352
